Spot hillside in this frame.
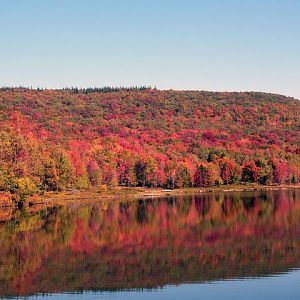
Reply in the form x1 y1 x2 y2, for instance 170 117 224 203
0 88 299 200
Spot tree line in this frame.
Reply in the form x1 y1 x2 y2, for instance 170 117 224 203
0 122 297 202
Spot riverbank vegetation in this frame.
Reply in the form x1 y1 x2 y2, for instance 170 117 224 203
0 88 299 204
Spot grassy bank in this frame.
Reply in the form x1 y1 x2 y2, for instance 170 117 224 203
1 183 299 208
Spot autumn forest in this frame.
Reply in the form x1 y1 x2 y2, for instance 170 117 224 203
0 88 299 202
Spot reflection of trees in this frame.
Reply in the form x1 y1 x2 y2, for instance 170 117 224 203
136 200 148 224
0 190 299 297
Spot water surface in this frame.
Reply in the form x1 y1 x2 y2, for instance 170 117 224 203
0 190 299 299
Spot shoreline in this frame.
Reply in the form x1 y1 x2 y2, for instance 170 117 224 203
1 183 300 209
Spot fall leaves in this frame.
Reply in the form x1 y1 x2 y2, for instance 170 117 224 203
0 89 299 200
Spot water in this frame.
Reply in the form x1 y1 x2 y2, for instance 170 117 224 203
0 190 299 299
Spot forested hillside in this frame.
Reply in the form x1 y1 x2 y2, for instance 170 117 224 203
0 88 299 199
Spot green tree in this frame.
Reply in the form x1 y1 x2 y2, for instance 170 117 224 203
42 159 60 191
56 150 74 189
175 165 192 188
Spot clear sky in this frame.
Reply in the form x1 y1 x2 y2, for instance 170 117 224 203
1 0 300 99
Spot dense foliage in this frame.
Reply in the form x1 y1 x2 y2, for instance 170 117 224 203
0 88 299 198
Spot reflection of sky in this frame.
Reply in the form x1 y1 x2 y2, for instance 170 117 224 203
0 0 300 99
12 269 300 300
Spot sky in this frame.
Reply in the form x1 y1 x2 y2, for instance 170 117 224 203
1 0 300 99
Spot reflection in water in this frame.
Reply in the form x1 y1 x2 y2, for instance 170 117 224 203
0 190 299 298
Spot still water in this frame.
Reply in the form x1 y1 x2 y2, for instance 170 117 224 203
0 190 299 299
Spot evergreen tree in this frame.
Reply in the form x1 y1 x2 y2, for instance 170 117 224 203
175 165 192 188
42 159 60 191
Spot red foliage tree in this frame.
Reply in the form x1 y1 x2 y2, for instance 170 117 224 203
272 160 288 184
241 161 259 183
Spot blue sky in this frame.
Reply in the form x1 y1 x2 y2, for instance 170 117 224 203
1 0 300 98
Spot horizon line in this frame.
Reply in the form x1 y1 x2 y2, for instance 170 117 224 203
0 86 298 99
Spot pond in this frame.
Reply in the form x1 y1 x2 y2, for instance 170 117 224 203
0 190 299 299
